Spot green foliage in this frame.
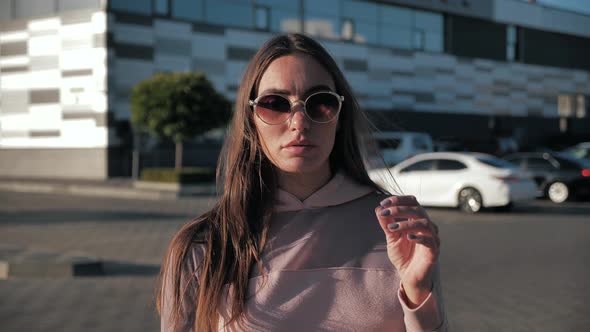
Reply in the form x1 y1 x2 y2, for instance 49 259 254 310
130 72 231 143
140 167 216 183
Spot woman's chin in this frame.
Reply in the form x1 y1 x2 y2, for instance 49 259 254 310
276 160 328 175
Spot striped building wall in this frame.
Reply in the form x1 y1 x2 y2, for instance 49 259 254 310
108 11 590 124
1 9 589 179
0 9 108 179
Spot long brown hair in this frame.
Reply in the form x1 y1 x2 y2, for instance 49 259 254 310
157 33 384 331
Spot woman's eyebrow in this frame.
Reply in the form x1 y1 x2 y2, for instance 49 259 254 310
258 84 334 97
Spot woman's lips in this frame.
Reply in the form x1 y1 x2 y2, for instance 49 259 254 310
283 144 315 155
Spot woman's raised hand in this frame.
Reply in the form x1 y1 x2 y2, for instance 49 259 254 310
375 195 440 307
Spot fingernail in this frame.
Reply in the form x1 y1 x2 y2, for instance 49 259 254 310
387 223 399 230
408 234 417 240
380 209 391 216
380 198 392 207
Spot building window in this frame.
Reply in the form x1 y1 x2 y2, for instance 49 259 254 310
172 0 204 21
154 0 169 16
206 0 253 29
255 5 270 30
413 30 425 50
110 0 152 15
506 25 519 61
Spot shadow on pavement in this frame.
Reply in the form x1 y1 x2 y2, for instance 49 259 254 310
101 261 161 277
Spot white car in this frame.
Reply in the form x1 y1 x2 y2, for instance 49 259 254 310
369 152 538 213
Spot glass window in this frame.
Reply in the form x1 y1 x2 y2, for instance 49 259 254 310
352 21 377 43
304 0 339 16
341 0 377 22
154 0 169 15
555 156 587 170
271 8 301 33
305 14 339 39
379 5 412 27
436 159 467 171
400 160 434 173
425 31 443 52
379 26 412 49
206 0 252 28
527 157 555 170
378 139 401 150
414 11 442 32
110 0 152 15
414 10 442 52
256 0 298 10
172 0 203 21
413 30 425 50
477 157 517 169
504 156 524 167
255 5 270 30
506 25 518 61
304 0 339 38
412 136 429 150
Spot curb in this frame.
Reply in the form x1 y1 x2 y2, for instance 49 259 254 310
0 247 103 279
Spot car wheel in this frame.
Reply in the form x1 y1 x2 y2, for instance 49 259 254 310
458 188 483 213
547 181 569 203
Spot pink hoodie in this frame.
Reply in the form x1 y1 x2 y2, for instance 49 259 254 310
161 172 447 331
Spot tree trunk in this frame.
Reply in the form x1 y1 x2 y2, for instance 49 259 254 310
175 141 183 170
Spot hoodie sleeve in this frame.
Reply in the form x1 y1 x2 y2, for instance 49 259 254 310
160 242 207 332
398 263 448 332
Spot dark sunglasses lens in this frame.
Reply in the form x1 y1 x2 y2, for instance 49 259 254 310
307 93 340 122
256 95 291 123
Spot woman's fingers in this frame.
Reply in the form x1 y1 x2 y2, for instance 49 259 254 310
405 233 439 252
380 195 419 207
386 218 432 235
378 205 429 219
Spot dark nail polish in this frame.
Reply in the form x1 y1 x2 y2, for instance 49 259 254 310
380 209 391 216
387 223 399 230
380 199 392 207
408 234 417 240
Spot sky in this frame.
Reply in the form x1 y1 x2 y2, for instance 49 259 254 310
535 0 590 15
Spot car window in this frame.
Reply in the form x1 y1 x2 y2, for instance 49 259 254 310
477 157 517 169
504 156 524 167
399 160 434 173
412 137 429 150
527 157 555 170
436 159 467 170
378 139 401 150
554 156 585 170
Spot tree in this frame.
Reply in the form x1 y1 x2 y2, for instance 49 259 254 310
130 72 231 170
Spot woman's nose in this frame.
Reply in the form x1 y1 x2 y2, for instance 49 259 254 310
289 104 310 131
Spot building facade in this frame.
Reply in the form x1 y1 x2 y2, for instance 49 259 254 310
1 0 589 179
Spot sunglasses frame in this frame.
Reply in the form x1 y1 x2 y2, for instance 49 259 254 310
249 90 344 125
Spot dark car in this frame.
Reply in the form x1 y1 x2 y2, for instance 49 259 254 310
503 152 590 203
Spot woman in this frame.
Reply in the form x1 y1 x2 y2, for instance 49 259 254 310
158 33 446 331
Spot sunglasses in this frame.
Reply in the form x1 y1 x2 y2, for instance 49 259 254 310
249 91 344 125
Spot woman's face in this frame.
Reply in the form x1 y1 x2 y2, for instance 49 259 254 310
254 54 339 176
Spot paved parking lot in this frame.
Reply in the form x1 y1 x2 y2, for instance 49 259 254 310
0 191 588 331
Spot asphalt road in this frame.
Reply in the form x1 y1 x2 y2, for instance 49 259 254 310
0 191 588 332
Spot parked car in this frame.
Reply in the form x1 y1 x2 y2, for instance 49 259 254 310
562 142 590 161
373 132 433 166
503 152 590 203
369 152 537 213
